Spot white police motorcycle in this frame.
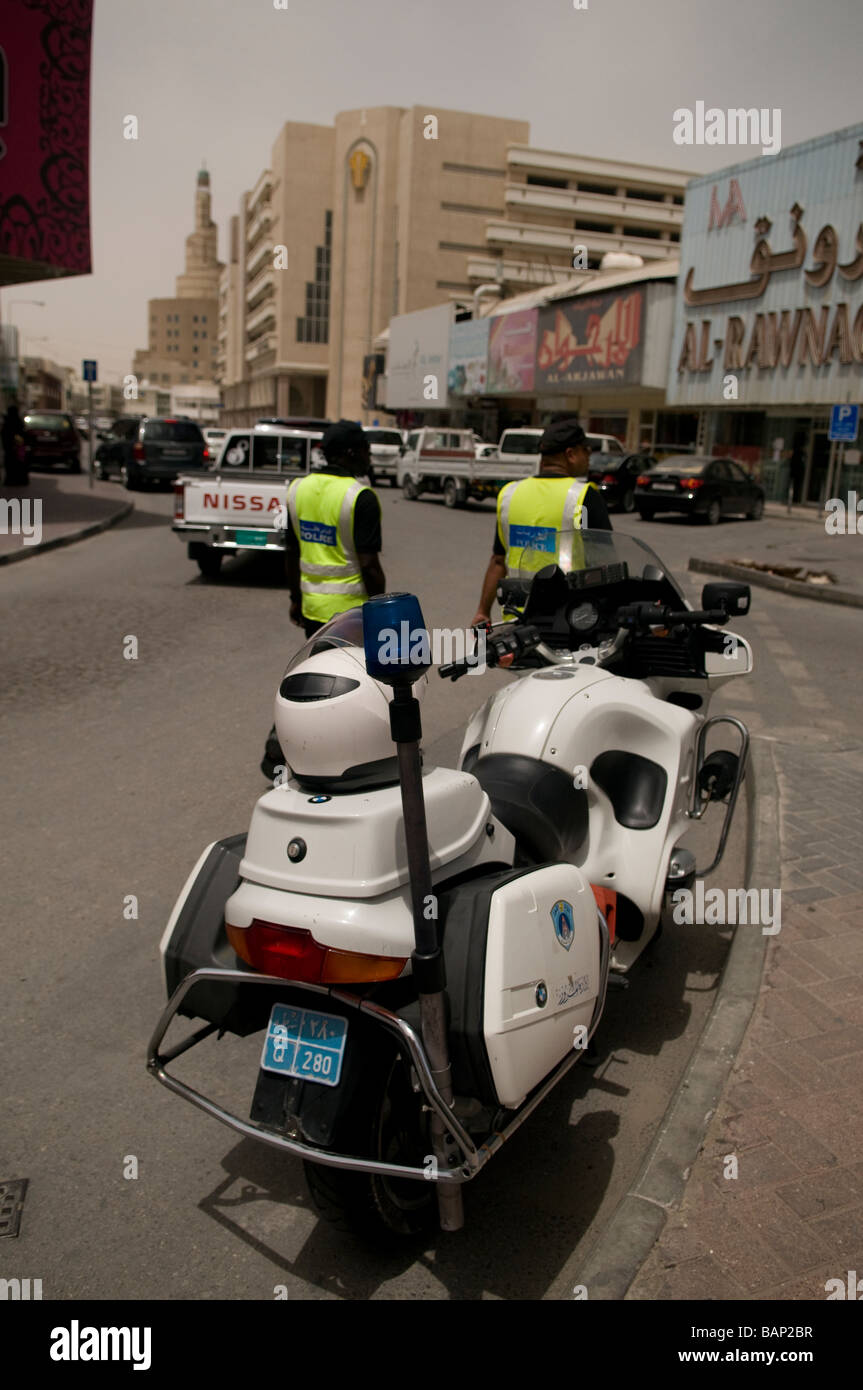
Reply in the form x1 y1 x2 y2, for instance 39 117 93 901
149 530 752 1243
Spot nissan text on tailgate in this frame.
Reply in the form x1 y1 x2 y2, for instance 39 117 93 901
173 426 323 577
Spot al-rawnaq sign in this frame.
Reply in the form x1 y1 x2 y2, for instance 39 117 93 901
667 123 863 407
536 288 644 392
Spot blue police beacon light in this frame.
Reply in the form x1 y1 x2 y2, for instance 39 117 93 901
362 593 431 686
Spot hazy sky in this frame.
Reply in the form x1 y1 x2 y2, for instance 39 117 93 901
4 0 862 384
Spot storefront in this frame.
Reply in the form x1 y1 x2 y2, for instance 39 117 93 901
385 265 692 451
666 123 863 501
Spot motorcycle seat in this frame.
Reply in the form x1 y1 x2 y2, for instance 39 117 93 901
468 753 588 864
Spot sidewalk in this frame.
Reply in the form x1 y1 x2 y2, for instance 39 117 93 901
627 739 863 1301
0 469 132 565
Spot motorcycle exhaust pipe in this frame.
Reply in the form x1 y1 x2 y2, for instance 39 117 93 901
363 596 465 1233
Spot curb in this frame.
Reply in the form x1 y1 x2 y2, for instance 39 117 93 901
0 500 134 568
689 556 863 610
568 737 781 1300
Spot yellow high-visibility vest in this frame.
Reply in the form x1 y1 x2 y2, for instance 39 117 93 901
286 473 370 623
497 475 596 581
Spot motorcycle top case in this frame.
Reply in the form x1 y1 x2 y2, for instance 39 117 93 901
441 862 602 1110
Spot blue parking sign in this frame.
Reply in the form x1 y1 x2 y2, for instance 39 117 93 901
829 404 859 442
82 359 97 382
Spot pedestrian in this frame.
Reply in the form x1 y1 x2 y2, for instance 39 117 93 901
1 401 28 486
789 436 806 504
261 419 386 778
471 418 611 627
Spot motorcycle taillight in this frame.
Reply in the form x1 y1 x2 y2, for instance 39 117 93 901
225 920 407 984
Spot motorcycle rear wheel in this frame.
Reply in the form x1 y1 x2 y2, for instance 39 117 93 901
303 1051 435 1246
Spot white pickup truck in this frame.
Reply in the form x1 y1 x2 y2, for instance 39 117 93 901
494 426 625 473
173 425 324 577
397 425 626 509
397 426 541 509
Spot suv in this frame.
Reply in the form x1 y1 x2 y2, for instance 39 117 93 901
114 417 208 490
22 411 81 472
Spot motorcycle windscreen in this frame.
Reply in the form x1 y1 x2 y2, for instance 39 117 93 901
513 528 688 607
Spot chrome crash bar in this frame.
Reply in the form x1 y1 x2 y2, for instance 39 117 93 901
687 714 750 877
147 910 609 1187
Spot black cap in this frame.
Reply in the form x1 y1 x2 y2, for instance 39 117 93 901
539 418 587 455
321 419 368 461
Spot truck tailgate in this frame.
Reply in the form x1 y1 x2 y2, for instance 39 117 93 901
182 476 287 528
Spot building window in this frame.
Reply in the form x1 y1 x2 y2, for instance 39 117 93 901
202 315 207 323
194 331 198 338
193 315 198 323
296 209 331 345
202 331 207 338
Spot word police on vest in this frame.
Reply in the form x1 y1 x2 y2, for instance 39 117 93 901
50 1321 151 1370
376 623 487 674
672 884 781 935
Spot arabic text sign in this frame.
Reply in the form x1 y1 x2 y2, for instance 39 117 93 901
536 289 644 393
667 123 863 407
487 309 538 394
830 404 859 442
448 318 490 397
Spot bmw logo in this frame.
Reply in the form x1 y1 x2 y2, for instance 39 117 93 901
536 982 548 1008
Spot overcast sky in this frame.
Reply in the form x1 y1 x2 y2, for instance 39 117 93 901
4 0 862 384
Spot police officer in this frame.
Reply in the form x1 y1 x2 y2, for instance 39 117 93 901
471 418 611 626
262 421 386 778
285 419 386 636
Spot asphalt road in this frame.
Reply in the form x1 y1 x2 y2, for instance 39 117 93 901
1 481 857 1300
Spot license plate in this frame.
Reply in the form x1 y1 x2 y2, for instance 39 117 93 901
234 529 268 545
652 482 678 491
261 1003 347 1087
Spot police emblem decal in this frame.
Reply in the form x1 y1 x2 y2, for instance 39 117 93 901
551 899 574 950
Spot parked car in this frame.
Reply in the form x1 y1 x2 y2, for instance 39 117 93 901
363 426 404 486
22 411 81 472
588 451 655 513
635 455 765 524
94 416 144 482
99 417 209 490
203 428 227 453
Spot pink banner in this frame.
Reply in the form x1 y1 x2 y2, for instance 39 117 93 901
487 309 537 393
0 0 93 281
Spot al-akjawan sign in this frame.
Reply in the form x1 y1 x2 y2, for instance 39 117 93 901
536 287 644 392
667 122 863 408
0 1 93 285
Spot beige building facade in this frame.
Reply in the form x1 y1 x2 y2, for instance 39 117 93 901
133 168 222 389
217 107 692 427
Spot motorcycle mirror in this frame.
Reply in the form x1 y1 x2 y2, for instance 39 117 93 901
362 592 432 686
701 581 751 617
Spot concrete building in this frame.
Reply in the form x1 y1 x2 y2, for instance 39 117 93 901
19 355 69 410
468 147 688 289
218 107 530 426
133 167 223 390
217 108 691 428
